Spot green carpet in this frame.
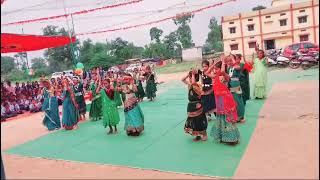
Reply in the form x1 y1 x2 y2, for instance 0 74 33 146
5 69 318 178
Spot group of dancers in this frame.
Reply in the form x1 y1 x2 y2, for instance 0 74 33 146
183 50 268 145
41 65 158 137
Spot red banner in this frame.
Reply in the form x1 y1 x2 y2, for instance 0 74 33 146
1 33 76 53
2 0 143 26
76 0 236 36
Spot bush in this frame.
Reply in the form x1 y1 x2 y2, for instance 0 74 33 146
6 69 27 81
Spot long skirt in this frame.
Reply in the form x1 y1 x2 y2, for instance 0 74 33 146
124 105 144 136
102 103 120 128
42 97 61 131
62 99 79 130
240 80 250 105
89 95 102 121
76 95 86 115
135 81 145 99
232 93 245 120
184 113 208 138
210 114 240 143
253 85 267 99
201 91 216 114
146 81 157 99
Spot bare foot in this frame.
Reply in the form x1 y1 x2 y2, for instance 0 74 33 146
107 130 113 135
239 119 246 123
201 136 208 141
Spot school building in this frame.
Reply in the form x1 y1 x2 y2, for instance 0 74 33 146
221 0 319 59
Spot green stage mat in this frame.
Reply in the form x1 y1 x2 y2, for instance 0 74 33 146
5 69 318 178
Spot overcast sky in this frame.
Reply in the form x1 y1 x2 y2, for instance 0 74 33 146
1 0 302 59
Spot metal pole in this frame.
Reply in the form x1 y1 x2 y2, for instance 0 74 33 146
21 27 29 69
62 0 77 67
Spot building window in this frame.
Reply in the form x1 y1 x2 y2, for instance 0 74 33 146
266 15 271 18
248 19 253 21
229 22 234 24
280 13 286 16
299 9 305 13
248 24 254 31
248 42 256 48
282 32 287 35
298 16 308 23
300 35 309 42
280 19 287 26
229 27 236 34
230 44 239 50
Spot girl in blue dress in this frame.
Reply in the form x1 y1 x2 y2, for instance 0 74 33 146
42 80 61 131
61 79 79 130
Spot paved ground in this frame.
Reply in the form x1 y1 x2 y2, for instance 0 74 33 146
1 69 319 179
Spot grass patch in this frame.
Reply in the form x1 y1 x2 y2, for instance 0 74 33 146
155 61 200 74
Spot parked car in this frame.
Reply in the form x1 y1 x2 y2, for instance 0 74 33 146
283 42 319 58
51 72 63 79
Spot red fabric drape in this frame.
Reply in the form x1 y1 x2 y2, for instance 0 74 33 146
1 33 76 53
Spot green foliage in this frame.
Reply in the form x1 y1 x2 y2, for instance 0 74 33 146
163 32 181 57
6 69 26 81
1 56 15 74
252 5 266 11
31 57 49 77
173 14 194 49
143 43 168 59
204 17 224 53
43 25 80 73
150 27 163 43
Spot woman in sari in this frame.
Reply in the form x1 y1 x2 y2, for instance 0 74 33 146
89 69 103 121
120 75 144 136
252 50 268 99
72 77 86 121
61 79 79 130
133 68 145 102
97 78 120 134
182 69 208 142
207 58 240 145
42 80 61 131
227 55 245 123
236 54 251 106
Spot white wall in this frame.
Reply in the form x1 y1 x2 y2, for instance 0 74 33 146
182 47 203 61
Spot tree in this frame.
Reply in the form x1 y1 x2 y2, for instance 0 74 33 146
163 32 181 57
1 56 15 74
149 27 163 43
204 17 224 53
143 43 168 59
173 14 194 49
31 57 49 76
252 5 266 11
43 25 80 73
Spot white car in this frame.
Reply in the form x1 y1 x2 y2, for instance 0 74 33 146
51 72 63 79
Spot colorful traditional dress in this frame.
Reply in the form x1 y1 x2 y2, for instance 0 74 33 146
210 75 240 144
73 82 86 116
134 73 145 99
184 83 208 139
145 72 157 100
253 58 268 99
200 73 216 114
100 88 120 128
228 66 245 120
113 81 123 107
42 87 61 131
239 63 251 105
89 82 102 121
123 85 144 136
61 89 79 130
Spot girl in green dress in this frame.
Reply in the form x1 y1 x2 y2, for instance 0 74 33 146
227 55 245 123
89 70 102 121
236 54 251 106
144 65 157 101
97 78 120 135
252 50 268 99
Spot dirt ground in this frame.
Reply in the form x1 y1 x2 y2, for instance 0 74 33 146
1 71 319 179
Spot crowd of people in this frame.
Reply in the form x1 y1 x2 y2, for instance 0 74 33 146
1 80 43 121
183 50 268 145
1 50 268 145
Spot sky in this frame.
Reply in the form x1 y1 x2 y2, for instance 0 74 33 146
1 0 301 60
